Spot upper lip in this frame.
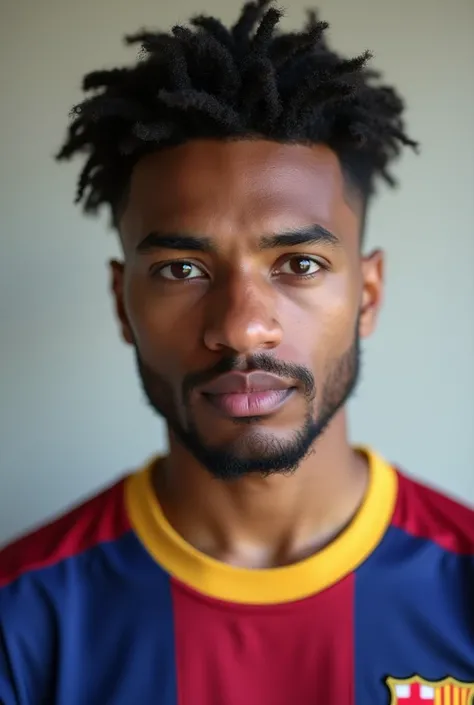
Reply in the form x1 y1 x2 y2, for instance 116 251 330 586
200 372 293 395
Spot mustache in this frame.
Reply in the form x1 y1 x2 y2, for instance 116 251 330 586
183 354 315 401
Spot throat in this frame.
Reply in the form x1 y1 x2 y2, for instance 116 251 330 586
153 444 369 570
200 518 359 570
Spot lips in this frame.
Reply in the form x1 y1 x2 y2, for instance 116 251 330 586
200 372 295 418
200 372 293 395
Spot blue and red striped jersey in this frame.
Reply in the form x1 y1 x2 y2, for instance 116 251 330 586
1 448 473 705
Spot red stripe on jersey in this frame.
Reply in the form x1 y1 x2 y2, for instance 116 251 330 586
392 471 474 555
0 478 130 588
171 573 355 705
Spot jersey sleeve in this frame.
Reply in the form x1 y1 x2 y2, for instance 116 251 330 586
0 595 19 705
0 578 57 705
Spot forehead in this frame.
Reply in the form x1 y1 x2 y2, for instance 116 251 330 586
119 139 361 246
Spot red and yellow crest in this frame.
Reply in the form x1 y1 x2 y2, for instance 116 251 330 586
386 676 474 704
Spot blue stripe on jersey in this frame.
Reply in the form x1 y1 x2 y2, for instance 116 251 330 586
0 531 179 705
354 525 474 703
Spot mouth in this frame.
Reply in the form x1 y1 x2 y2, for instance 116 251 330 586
202 388 295 418
199 372 296 419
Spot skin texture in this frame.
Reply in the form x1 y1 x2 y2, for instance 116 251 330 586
112 139 384 568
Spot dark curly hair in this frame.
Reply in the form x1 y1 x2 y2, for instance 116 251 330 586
57 0 418 228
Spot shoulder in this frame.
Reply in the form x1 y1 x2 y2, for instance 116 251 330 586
0 474 130 591
0 473 137 701
392 467 474 555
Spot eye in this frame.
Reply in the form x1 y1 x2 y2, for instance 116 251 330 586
153 261 207 281
276 255 322 277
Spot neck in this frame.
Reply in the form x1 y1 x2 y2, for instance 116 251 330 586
153 411 369 570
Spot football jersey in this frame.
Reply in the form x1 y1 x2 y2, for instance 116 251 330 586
1 448 473 705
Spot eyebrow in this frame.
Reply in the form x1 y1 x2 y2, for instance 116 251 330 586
136 232 213 253
259 225 340 250
136 224 340 253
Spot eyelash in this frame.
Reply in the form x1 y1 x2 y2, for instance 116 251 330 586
278 257 327 279
150 261 208 282
150 255 328 282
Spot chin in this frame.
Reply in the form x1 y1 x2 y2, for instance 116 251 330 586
196 432 314 480
196 415 304 448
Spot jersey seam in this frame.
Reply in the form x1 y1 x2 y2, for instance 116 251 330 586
0 528 135 591
389 523 474 557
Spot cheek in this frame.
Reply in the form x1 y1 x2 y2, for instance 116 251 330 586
124 276 205 375
278 273 359 366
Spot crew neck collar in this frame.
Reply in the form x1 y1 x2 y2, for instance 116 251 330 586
125 447 397 605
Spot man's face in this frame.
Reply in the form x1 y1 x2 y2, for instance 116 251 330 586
114 140 383 479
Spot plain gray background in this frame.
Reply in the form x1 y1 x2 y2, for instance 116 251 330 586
1 0 473 545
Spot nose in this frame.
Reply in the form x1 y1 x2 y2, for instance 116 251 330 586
203 273 283 355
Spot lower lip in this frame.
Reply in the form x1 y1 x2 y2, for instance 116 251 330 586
203 389 293 418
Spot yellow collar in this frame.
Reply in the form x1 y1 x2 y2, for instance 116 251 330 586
125 448 397 605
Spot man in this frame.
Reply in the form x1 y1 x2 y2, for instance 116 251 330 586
1 1 473 703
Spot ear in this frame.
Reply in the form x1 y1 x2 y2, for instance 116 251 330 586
110 260 134 345
359 249 384 339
